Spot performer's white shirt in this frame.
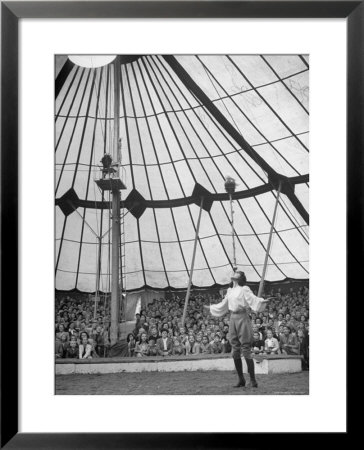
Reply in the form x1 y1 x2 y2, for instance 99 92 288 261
210 285 265 317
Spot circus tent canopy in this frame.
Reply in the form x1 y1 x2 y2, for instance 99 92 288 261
55 54 309 293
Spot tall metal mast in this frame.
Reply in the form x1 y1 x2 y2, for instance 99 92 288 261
96 56 126 346
110 55 121 346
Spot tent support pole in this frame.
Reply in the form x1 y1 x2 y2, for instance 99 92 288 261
110 56 121 346
94 236 102 320
258 181 282 297
182 197 204 328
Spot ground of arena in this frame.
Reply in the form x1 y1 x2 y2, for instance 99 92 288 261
56 370 308 395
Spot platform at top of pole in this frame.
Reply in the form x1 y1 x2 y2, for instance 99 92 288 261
95 177 126 192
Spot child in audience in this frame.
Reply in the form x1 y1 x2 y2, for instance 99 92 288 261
172 337 185 356
264 329 280 354
65 339 79 358
251 331 264 354
209 335 223 354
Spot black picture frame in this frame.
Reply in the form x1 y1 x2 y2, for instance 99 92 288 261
1 1 359 447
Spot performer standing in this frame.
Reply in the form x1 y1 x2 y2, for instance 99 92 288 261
204 271 273 388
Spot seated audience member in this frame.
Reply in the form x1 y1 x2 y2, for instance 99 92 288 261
65 339 79 358
297 328 309 370
59 333 69 358
270 327 279 340
185 335 199 355
209 335 223 354
93 325 107 357
78 331 87 343
56 324 69 343
135 332 150 357
148 327 160 342
221 333 232 353
274 313 284 331
127 333 136 357
199 335 211 354
179 327 188 345
264 329 280 354
251 331 264 354
55 339 64 359
148 337 158 356
171 337 185 356
88 338 99 358
252 325 263 341
157 329 173 356
280 326 299 355
79 336 92 359
68 322 78 339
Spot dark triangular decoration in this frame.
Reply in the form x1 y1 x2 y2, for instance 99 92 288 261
57 188 79 216
124 189 146 219
191 183 213 212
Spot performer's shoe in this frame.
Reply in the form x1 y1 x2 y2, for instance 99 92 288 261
246 358 258 388
234 377 246 388
233 358 246 388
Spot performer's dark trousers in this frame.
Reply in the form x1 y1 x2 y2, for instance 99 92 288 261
229 310 253 360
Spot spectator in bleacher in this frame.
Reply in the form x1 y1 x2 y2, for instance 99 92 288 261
148 326 160 342
264 329 280 355
135 332 150 357
185 335 199 355
251 331 264 355
148 337 158 356
157 329 173 356
252 325 263 341
65 339 79 359
200 335 211 354
127 333 136 357
297 328 309 370
280 326 299 355
209 335 223 354
171 337 185 356
56 324 69 343
79 336 92 359
221 333 232 354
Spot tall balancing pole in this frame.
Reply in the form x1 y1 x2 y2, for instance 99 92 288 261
224 176 237 272
258 181 282 297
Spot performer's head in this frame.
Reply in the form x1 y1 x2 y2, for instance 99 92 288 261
230 270 247 287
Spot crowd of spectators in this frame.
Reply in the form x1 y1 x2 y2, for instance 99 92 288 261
55 285 309 369
55 294 112 359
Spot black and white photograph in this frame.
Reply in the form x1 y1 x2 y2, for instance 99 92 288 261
55 54 309 396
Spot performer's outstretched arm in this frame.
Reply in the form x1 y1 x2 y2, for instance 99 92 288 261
204 295 229 317
242 286 273 313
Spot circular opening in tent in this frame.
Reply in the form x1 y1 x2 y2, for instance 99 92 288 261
69 55 116 68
